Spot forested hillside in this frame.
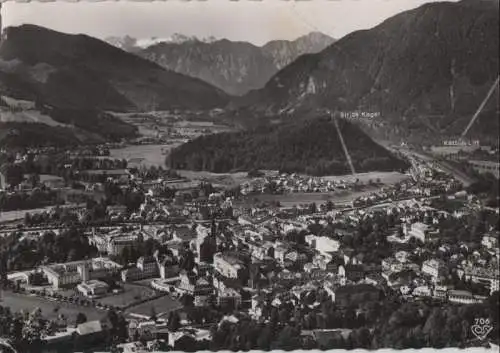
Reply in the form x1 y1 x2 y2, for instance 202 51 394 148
167 117 408 175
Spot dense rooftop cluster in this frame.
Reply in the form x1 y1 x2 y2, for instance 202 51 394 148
0 147 499 352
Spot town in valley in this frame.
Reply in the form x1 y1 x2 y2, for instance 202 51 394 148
0 0 499 352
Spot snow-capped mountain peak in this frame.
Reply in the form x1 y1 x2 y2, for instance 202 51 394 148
105 33 218 50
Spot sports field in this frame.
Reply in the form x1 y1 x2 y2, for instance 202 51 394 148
1 291 104 325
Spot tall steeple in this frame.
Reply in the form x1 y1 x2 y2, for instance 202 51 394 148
210 219 217 237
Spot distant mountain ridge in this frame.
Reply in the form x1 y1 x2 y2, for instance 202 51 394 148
262 32 336 69
0 25 229 147
0 25 229 111
109 32 335 95
105 33 218 51
232 0 499 143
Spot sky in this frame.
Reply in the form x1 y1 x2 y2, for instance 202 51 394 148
2 0 459 45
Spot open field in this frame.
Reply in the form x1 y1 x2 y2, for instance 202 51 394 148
1 291 104 325
125 294 182 318
177 170 250 188
109 143 182 168
0 202 88 224
0 206 53 223
322 171 409 184
233 172 409 208
179 170 409 189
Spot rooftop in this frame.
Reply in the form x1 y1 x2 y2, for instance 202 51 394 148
76 320 104 336
336 284 380 295
78 279 109 290
215 252 244 267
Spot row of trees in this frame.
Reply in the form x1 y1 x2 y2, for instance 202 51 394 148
0 189 62 212
0 304 130 353
0 227 99 272
204 292 498 351
103 182 145 213
21 156 128 177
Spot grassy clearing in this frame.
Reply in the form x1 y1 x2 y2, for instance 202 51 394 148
0 207 54 223
1 291 103 325
178 170 408 190
234 190 375 208
109 144 180 168
322 171 409 184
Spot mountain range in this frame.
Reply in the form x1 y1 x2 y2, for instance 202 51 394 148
0 0 498 156
110 32 335 95
0 25 229 112
232 0 499 144
105 33 218 51
0 25 229 146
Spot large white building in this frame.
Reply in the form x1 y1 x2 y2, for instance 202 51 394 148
177 271 214 306
214 253 244 279
107 235 139 256
305 235 339 255
448 290 486 304
89 229 139 256
460 265 500 295
121 256 159 282
482 234 499 250
77 280 109 298
40 258 122 289
404 222 435 242
421 259 447 282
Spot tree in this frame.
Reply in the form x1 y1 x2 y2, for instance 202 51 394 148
352 327 371 348
180 294 194 307
24 213 32 226
149 306 157 321
121 246 131 265
75 312 87 325
179 250 195 272
28 174 40 189
271 325 301 350
4 164 24 187
256 325 273 350
167 311 181 331
174 335 198 352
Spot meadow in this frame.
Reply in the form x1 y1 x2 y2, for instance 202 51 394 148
109 144 173 168
1 291 103 325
